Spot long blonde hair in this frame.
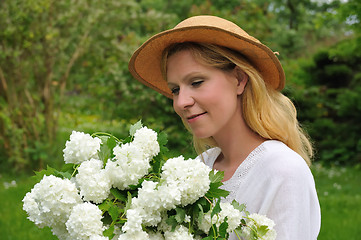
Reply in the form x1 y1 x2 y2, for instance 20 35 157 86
162 42 313 165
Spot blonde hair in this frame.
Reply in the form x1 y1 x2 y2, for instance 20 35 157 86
162 42 313 165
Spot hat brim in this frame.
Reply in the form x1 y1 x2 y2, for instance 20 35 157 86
129 26 285 99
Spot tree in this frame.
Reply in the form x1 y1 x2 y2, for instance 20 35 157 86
0 0 177 171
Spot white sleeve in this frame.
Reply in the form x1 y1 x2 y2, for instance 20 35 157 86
258 152 321 240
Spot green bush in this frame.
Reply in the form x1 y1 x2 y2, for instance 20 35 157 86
292 38 361 165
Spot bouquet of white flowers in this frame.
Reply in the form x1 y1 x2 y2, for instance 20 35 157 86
23 121 276 240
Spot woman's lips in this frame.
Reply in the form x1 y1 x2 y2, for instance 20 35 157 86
187 112 207 123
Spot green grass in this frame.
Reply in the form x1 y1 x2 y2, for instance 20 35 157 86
312 164 361 240
1 164 360 240
0 173 56 239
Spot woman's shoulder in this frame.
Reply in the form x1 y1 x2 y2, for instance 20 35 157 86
260 140 313 179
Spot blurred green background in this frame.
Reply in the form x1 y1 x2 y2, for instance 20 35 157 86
0 0 360 239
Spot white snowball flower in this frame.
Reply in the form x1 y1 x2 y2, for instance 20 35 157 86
132 181 160 211
51 223 72 240
157 183 181 210
66 202 105 240
133 127 160 158
122 181 171 237
198 202 242 234
122 157 211 236
184 215 191 223
90 235 109 240
22 175 82 228
118 230 150 240
219 202 243 232
148 231 165 240
76 158 111 203
63 131 101 164
122 208 144 234
198 210 212 234
161 156 211 206
130 181 164 226
241 213 277 240
105 143 150 190
164 225 194 240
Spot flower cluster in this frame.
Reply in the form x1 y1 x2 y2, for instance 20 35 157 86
22 175 83 238
120 156 211 239
241 213 277 240
23 121 276 240
63 131 102 164
198 202 243 234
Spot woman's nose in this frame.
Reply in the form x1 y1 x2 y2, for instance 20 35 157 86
174 88 194 110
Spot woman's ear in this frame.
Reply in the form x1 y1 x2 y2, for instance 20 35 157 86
234 67 248 95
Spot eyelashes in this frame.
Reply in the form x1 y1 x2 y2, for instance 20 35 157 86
191 80 203 87
170 80 204 95
169 73 206 96
171 87 180 95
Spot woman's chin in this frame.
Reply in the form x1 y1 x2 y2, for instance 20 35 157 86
192 130 212 139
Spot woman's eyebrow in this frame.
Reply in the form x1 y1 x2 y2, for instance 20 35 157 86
167 82 177 89
167 71 204 85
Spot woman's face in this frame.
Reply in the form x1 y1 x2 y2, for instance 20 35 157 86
166 50 246 139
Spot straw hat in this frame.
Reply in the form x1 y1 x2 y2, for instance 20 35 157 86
129 15 285 98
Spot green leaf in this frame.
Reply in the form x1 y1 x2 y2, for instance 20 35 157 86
128 178 144 190
33 165 75 181
124 191 133 213
129 120 142 136
151 155 166 175
175 207 186 223
191 197 210 226
103 225 115 239
102 213 113 226
197 197 211 212
61 163 76 173
110 188 127 202
98 135 110 144
219 217 229 238
231 200 246 213
241 219 246 225
209 170 224 183
206 182 230 199
122 135 132 144
196 203 205 224
257 225 270 237
211 199 221 218
98 200 112 212
55 170 72 180
32 165 58 181
107 137 117 151
166 215 178 231
158 131 168 146
157 131 169 153
98 136 112 164
97 135 117 165
108 205 121 221
208 223 218 237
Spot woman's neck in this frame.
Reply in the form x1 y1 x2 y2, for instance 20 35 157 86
212 115 264 181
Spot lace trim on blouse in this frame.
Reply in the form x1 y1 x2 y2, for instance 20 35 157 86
203 141 268 202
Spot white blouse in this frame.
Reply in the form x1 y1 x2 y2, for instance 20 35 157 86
197 140 321 240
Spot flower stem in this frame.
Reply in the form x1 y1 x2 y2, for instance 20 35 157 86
71 164 80 178
92 132 122 143
204 196 213 207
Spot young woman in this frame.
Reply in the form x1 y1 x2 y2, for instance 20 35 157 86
129 15 321 240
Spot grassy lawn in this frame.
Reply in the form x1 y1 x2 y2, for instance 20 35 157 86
1 164 360 240
312 164 361 240
0 173 56 240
